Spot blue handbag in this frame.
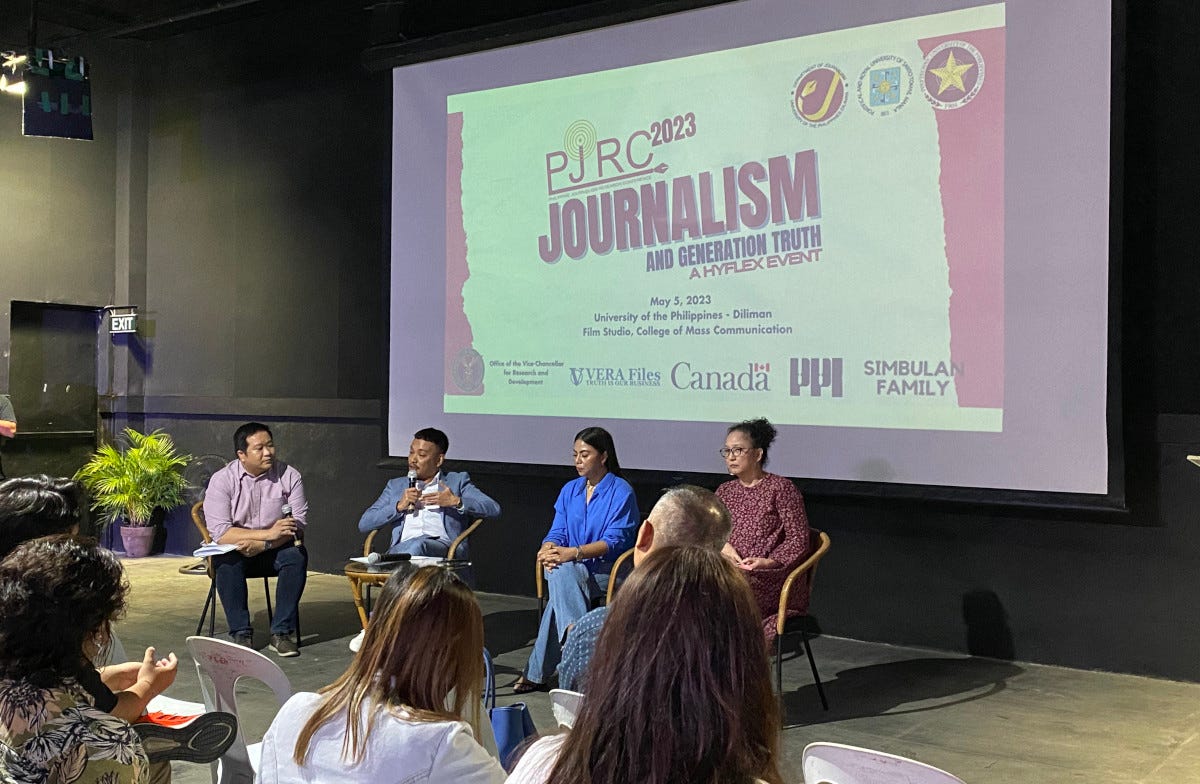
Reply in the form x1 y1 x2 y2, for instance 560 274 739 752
483 648 538 771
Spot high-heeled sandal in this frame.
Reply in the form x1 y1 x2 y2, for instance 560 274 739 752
511 677 543 694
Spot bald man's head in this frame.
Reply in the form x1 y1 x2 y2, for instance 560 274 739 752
633 485 731 567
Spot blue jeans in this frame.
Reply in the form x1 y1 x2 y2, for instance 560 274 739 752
212 545 307 636
390 535 478 586
524 562 607 684
389 535 451 557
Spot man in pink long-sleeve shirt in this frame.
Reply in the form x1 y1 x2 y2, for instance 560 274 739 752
203 422 307 657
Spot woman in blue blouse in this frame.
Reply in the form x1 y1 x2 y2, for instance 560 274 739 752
514 427 639 693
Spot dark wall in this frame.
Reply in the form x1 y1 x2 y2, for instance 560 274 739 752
0 8 392 557
140 12 387 403
0 40 122 391
114 6 392 571
4 1 1200 680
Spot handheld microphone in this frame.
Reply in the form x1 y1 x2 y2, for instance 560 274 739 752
366 552 413 565
282 503 302 547
404 469 419 513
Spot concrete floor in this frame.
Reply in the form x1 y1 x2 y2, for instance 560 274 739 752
115 556 1200 784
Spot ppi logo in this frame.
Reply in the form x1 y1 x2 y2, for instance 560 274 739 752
790 357 843 398
792 65 847 127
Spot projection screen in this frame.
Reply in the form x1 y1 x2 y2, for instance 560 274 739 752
389 0 1114 495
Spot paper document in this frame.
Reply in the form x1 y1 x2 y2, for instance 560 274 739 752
193 543 238 558
146 694 206 716
411 555 444 566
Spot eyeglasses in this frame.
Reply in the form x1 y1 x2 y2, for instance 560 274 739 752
719 446 753 458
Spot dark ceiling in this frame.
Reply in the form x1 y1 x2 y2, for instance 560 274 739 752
1 0 714 72
0 0 614 52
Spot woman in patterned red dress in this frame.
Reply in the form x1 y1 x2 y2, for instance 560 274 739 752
716 418 812 641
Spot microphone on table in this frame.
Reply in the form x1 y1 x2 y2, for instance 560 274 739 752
282 503 301 547
366 552 413 565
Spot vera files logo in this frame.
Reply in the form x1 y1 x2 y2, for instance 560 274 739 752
569 367 661 387
790 357 843 397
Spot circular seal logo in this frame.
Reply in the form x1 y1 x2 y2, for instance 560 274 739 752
451 347 484 393
921 40 984 110
792 65 847 126
856 55 914 117
563 119 598 161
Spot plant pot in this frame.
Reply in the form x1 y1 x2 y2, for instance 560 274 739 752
120 525 157 558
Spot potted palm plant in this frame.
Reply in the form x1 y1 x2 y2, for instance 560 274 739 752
75 428 192 558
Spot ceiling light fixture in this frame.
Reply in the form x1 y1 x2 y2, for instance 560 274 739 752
0 52 26 95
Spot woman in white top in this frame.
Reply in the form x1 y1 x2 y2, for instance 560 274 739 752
507 546 786 784
258 567 504 784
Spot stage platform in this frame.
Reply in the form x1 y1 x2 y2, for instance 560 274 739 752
114 556 1200 784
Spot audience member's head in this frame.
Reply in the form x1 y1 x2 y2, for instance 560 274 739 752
0 475 86 560
409 428 449 480
574 426 622 478
293 566 484 766
547 546 783 784
633 484 731 566
0 534 128 687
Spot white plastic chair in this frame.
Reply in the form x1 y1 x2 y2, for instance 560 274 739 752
108 634 209 717
548 688 583 729
186 635 293 784
802 742 966 784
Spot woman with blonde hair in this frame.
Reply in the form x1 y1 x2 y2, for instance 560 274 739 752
258 567 504 783
508 546 786 784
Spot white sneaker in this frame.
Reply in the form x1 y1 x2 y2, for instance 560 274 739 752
349 628 366 653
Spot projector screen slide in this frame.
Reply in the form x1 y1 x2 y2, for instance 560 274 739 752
391 0 1112 494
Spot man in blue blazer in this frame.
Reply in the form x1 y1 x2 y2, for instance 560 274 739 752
358 427 501 557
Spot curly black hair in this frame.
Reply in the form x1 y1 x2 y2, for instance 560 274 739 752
727 418 778 466
0 535 129 687
0 475 86 561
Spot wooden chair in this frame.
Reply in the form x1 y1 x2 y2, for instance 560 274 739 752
190 502 300 646
360 517 484 610
361 516 484 560
535 546 635 616
773 529 831 709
